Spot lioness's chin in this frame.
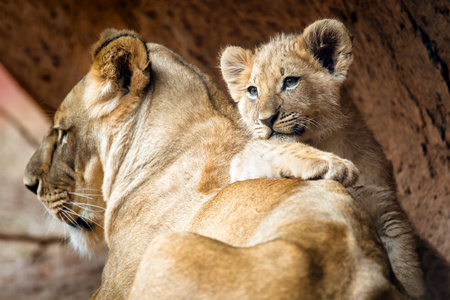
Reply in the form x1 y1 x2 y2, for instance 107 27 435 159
67 224 105 256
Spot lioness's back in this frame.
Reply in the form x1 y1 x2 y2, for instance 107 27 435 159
130 179 402 299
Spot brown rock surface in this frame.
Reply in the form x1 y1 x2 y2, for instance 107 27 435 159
0 0 448 298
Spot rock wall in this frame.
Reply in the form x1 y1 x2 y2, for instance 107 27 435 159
0 0 448 298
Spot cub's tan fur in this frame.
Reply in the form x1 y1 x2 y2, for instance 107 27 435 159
25 29 405 299
221 19 424 298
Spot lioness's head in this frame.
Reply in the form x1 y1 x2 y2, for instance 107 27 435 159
221 19 353 145
23 29 151 254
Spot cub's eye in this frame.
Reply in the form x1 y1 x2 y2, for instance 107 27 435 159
247 86 258 99
283 76 301 90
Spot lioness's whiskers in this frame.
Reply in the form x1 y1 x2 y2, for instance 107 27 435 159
69 193 93 200
46 214 57 238
68 192 94 200
61 213 68 237
63 207 93 230
39 200 54 218
60 210 80 229
73 202 105 208
68 204 100 213
69 191 103 198
76 188 101 191
63 206 104 229
69 201 106 210
68 201 105 212
40 205 49 217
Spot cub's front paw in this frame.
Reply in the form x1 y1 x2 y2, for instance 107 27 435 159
320 155 359 187
230 140 359 187
286 154 359 187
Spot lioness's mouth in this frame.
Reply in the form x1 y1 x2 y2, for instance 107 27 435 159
69 217 94 230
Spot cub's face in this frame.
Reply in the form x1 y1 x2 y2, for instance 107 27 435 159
221 19 353 145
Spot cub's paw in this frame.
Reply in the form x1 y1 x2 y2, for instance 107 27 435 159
230 140 359 187
319 154 359 187
285 154 359 187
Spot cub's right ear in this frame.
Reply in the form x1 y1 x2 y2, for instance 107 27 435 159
220 46 253 102
85 29 151 117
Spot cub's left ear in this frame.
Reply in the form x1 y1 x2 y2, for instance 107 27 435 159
301 19 353 79
89 29 151 101
220 46 253 102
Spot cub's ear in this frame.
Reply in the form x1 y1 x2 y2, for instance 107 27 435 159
301 19 353 79
220 46 253 102
86 29 151 115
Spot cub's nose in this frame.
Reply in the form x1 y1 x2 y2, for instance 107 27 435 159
24 176 39 195
259 113 278 129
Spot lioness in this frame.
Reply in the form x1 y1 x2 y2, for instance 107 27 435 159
24 29 405 299
220 19 424 298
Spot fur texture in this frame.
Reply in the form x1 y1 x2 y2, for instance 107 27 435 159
24 29 406 299
220 19 424 298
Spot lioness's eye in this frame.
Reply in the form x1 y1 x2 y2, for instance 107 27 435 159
247 86 258 99
59 130 68 145
283 76 301 90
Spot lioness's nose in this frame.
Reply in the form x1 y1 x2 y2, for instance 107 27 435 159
259 113 278 128
24 175 39 195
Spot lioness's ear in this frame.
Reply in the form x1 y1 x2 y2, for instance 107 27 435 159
86 29 151 116
220 46 253 102
301 19 353 79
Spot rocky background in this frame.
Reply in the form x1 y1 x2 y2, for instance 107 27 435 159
0 0 448 299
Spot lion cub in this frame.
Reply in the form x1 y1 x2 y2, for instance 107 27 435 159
221 19 424 298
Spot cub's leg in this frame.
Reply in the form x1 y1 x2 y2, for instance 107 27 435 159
231 140 359 187
349 185 424 298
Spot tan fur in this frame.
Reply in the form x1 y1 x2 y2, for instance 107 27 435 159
230 139 359 187
25 29 406 299
221 19 424 298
